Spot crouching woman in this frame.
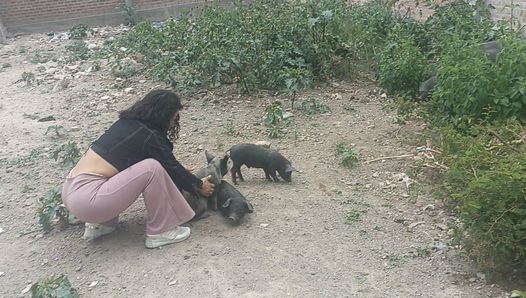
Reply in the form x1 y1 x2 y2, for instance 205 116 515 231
61 89 214 248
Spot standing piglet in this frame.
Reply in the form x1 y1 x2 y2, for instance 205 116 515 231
228 143 295 184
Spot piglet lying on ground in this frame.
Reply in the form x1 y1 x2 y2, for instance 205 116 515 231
228 143 295 184
216 180 253 224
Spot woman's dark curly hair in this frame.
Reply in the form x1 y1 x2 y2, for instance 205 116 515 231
119 89 183 142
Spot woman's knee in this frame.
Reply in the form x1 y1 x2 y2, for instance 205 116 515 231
140 158 163 171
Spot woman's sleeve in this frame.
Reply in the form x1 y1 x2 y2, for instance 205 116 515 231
143 132 203 195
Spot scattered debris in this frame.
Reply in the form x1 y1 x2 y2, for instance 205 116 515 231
88 280 99 287
407 221 425 232
21 284 31 294
168 280 177 286
37 116 56 122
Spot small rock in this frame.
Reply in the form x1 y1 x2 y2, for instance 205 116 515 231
168 280 177 286
432 242 448 252
381 93 388 99
45 67 57 74
260 223 269 227
423 204 435 211
0 272 4 277
52 78 70 92
101 95 111 100
69 126 80 132
476 272 486 280
21 284 31 294
124 87 134 94
254 141 270 148
88 281 99 287
65 64 79 72
469 277 477 283
372 172 379 178
407 221 425 232
197 145 203 150
282 112 294 119
87 43 98 50
0 227 4 235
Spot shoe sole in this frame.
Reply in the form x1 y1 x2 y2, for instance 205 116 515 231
145 231 191 249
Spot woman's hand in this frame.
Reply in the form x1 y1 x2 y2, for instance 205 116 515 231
197 175 215 197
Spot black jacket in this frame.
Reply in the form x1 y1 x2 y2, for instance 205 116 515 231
91 118 202 195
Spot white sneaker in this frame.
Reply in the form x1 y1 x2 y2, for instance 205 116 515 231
145 226 191 249
82 223 116 241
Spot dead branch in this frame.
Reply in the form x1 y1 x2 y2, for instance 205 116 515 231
365 154 415 164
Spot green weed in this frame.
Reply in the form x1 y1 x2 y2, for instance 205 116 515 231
37 186 69 232
31 274 79 298
301 97 331 115
21 72 36 86
69 24 90 39
336 142 359 167
51 141 81 170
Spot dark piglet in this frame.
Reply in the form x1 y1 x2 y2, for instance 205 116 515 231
184 150 229 218
228 143 295 185
217 180 253 224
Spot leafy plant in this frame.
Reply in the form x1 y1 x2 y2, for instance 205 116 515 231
31 274 79 298
378 25 426 97
107 0 353 93
121 1 139 26
21 72 36 86
336 142 359 167
224 119 238 136
436 122 526 272
51 141 81 170
345 208 363 222
37 187 69 232
69 24 89 39
66 41 90 61
279 66 313 109
28 50 55 64
301 97 331 115
265 101 285 138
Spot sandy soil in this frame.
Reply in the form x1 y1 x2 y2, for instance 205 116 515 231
0 30 512 297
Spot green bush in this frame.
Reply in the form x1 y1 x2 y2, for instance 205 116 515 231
110 0 353 93
378 25 426 97
437 122 526 272
431 36 526 127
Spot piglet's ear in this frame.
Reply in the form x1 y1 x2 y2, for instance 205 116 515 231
205 150 215 163
246 202 254 213
222 198 232 208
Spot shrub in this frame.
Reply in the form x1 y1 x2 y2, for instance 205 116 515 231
378 25 426 97
109 0 353 93
436 122 526 272
432 35 526 127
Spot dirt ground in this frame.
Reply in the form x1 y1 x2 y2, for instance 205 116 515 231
0 29 514 297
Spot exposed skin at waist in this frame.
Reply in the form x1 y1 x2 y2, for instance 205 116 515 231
68 148 119 178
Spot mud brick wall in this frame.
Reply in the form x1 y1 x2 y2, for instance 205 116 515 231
0 0 225 34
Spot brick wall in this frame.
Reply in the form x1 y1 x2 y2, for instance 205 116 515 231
0 0 523 34
0 0 223 34
395 0 526 25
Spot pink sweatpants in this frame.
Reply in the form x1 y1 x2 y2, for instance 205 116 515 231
62 158 195 235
